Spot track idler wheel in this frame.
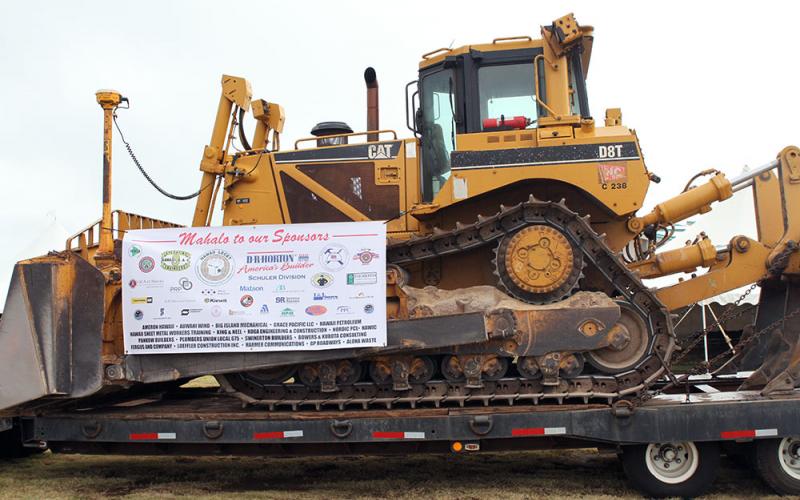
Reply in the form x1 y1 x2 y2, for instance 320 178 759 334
297 360 362 393
586 302 652 374
495 225 584 304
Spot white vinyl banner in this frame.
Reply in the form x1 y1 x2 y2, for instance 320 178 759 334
121 222 387 354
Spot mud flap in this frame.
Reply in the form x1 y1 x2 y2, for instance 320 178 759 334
0 254 105 412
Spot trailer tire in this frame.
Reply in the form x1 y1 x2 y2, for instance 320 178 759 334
621 440 719 498
755 437 800 495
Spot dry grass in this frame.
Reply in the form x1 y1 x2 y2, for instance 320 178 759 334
0 448 778 499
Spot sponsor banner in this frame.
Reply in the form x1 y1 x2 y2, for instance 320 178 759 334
122 222 387 354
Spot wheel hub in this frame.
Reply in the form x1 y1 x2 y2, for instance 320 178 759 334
505 225 574 293
779 437 800 480
645 441 698 484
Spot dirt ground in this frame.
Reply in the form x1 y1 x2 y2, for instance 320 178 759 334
0 447 780 499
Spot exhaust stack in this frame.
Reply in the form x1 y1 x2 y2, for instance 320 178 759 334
364 67 379 142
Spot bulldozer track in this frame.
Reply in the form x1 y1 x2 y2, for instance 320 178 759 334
220 196 676 410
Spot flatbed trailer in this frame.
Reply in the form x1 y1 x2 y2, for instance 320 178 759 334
4 383 800 497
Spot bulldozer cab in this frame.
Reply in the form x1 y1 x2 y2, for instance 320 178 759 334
415 39 590 202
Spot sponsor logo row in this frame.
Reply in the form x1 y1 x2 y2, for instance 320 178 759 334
133 302 374 321
132 245 381 280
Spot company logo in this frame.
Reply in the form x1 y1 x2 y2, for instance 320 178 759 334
305 305 327 316
196 249 235 286
201 288 229 296
159 307 166 317
138 256 156 273
228 309 249 316
280 307 294 317
349 291 374 300
170 277 195 293
313 292 338 301
319 244 349 271
347 272 378 285
367 143 393 160
134 309 144 320
211 305 222 317
336 305 352 314
129 245 142 258
364 304 375 314
160 250 191 271
260 304 269 314
181 308 202 316
311 272 334 288
246 253 295 264
273 284 303 293
129 279 164 289
240 294 254 307
598 163 628 184
131 296 153 304
275 296 300 304
240 285 264 292
354 249 379 265
204 297 228 303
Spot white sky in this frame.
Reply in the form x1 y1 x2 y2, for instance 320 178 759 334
1 1 799 310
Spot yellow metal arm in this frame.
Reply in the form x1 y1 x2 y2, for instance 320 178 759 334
191 75 252 227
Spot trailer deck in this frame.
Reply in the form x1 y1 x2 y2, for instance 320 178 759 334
19 386 800 457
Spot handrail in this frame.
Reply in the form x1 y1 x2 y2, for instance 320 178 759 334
493 35 533 44
421 47 450 60
294 129 398 150
65 210 183 257
533 54 560 119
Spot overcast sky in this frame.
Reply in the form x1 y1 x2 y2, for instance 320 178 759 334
1 1 799 309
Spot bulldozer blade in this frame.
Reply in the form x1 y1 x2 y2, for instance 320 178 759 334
0 254 105 413
738 327 792 390
739 280 800 393
761 334 800 394
733 281 788 373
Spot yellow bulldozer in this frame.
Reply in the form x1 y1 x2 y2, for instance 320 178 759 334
2 13 799 413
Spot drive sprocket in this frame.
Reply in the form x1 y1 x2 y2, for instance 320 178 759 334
494 224 584 304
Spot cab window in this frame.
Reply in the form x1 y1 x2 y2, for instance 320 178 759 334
478 63 538 130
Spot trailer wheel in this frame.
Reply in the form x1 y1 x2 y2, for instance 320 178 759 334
621 441 719 498
755 437 800 495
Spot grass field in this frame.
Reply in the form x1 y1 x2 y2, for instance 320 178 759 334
0 447 779 499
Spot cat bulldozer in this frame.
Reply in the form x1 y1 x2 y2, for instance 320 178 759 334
2 13 800 414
